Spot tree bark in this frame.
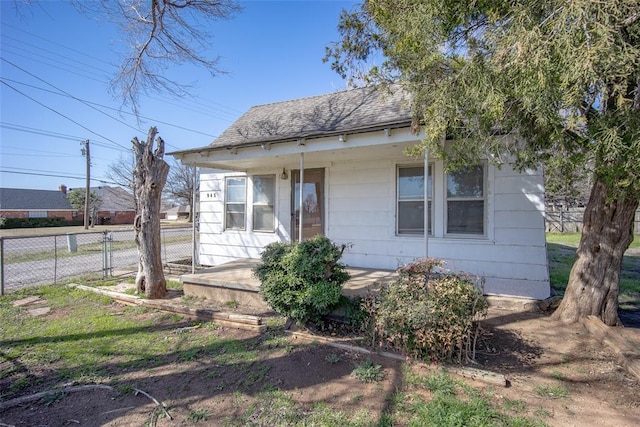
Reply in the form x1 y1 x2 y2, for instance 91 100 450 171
553 180 639 326
133 127 170 299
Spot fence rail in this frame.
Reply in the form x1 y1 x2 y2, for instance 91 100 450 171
546 208 640 233
0 227 195 295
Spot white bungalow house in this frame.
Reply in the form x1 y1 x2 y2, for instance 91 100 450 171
170 85 550 300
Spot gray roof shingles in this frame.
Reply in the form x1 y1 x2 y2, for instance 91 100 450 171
0 188 73 210
92 186 135 211
211 85 412 148
67 186 136 212
0 186 136 212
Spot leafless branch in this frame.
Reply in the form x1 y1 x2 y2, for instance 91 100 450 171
133 387 172 420
71 0 241 117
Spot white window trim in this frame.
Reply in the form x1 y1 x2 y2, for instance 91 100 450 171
396 163 433 236
251 174 277 233
444 161 487 237
224 176 247 231
28 211 47 218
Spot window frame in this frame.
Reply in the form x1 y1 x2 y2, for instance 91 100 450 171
396 164 433 236
445 162 486 236
251 174 276 233
224 176 247 231
28 211 47 218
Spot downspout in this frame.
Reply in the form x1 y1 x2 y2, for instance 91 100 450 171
424 149 429 259
299 153 304 243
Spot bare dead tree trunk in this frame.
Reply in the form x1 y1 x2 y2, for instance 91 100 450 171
553 180 639 326
133 127 170 299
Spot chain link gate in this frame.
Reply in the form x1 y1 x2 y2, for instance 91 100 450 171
0 227 194 295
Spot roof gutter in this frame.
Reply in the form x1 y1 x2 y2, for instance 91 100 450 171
168 120 413 157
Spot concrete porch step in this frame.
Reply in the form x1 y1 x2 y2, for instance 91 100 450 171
179 258 397 309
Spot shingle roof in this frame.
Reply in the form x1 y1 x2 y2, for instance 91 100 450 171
0 188 73 210
211 85 412 148
67 186 136 212
93 186 135 211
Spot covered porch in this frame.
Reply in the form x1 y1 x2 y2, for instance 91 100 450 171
180 259 397 310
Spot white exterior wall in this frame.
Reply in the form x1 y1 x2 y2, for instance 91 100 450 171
198 149 550 300
199 168 289 265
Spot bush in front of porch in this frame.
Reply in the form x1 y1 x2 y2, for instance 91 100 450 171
253 236 350 324
361 258 488 364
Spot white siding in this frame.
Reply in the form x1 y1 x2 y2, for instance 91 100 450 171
198 168 288 266
197 151 551 300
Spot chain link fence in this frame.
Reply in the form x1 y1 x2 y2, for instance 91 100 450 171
0 227 196 295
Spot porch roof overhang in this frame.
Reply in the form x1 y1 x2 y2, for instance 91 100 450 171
169 121 422 171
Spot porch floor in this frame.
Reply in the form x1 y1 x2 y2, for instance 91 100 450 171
180 259 397 309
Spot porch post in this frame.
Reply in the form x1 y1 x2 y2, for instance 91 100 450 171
192 166 197 274
299 153 304 243
424 150 429 259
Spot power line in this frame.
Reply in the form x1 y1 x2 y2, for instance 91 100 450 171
2 77 219 140
0 144 79 155
0 152 77 158
147 94 239 122
2 34 110 74
2 42 241 122
0 78 129 150
0 47 108 83
0 122 128 152
2 47 241 127
2 166 85 176
3 21 244 114
2 58 144 137
2 22 113 66
0 169 117 185
0 143 112 164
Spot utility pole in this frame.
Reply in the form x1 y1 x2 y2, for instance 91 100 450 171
81 140 90 230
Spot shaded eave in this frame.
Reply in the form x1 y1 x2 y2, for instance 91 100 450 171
168 119 413 158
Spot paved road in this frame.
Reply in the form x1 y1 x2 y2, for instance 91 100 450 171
1 228 190 254
2 241 192 292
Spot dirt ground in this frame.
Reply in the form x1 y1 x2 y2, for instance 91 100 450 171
1 301 639 426
477 308 640 426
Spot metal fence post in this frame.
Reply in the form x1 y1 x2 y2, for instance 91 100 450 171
109 232 113 277
162 229 167 263
102 231 112 278
54 235 58 285
0 238 4 296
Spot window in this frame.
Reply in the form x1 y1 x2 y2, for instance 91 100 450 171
225 177 246 230
252 175 275 232
446 164 485 235
28 211 47 218
397 165 432 235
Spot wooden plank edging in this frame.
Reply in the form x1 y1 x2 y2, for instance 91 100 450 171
286 330 509 387
69 284 266 332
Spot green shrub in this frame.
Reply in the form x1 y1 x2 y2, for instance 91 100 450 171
351 359 384 383
1 216 69 229
363 258 488 363
254 236 350 324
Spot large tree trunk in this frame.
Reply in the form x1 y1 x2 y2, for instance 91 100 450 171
553 180 638 326
133 127 170 299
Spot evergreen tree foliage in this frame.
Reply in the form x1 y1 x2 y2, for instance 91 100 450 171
326 0 640 324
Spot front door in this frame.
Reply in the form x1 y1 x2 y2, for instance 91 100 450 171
291 168 324 241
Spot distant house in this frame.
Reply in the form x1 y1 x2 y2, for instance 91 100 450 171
171 85 550 300
0 186 77 220
164 205 190 221
69 186 136 225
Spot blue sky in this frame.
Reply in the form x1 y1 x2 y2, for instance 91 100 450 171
0 0 356 190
